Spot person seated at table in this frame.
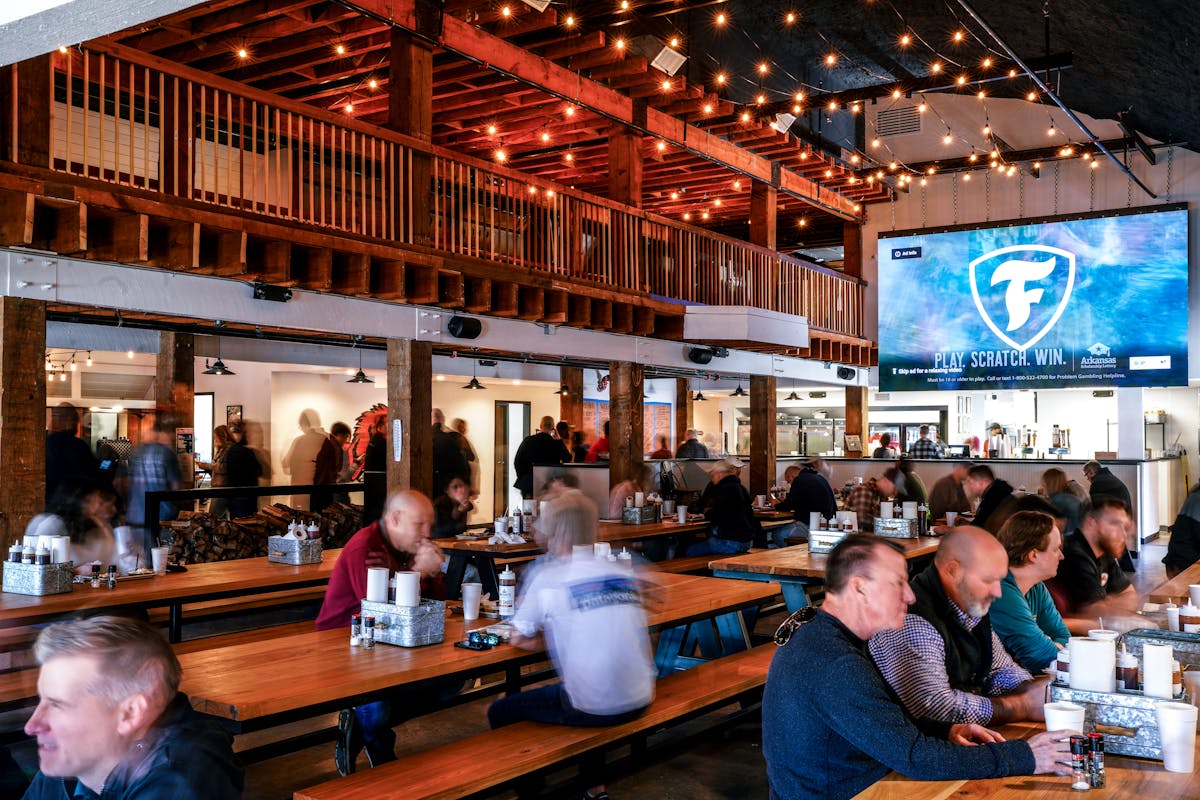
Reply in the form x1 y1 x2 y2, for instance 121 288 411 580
869 528 1049 727
990 511 1071 673
764 535 1068 800
895 456 927 505
845 468 897 532
21 615 244 800
316 489 448 774
432 476 474 539
981 492 1067 537
1041 467 1082 534
27 477 129 574
1045 497 1138 634
649 434 672 460
963 464 1013 531
687 457 762 556
608 464 654 520
928 460 972 524
1163 482 1200 579
488 491 655 800
773 457 837 546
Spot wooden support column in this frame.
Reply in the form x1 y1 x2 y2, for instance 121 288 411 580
15 56 52 168
159 78 191 198
608 361 644 490
389 28 434 247
749 376 777 495
0 298 45 541
843 221 863 279
387 338 433 496
560 366 583 434
675 378 693 451
156 332 194 488
608 124 643 208
749 181 778 251
845 386 868 458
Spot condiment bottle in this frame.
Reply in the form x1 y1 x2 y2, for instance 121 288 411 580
1173 660 1183 696
90 564 101 588
1069 735 1090 791
107 565 117 589
1086 732 1105 788
306 520 319 540
21 544 34 564
350 614 362 647
8 541 21 563
1056 648 1070 684
361 616 375 649
617 548 633 571
35 546 50 566
498 565 517 620
1115 645 1138 691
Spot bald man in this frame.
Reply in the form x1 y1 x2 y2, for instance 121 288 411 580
316 489 447 773
868 528 1049 727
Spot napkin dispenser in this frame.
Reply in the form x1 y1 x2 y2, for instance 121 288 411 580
267 535 323 565
622 505 659 525
2 561 74 596
1049 682 1186 759
360 598 446 647
874 518 919 539
808 530 848 554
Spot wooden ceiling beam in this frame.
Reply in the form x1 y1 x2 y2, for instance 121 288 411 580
156 6 357 65
112 0 313 52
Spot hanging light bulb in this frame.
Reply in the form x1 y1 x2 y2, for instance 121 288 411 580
86 351 93 367
347 342 373 384
463 360 486 390
202 337 235 376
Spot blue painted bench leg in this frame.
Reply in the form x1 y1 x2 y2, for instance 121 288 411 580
780 581 811 613
654 625 688 676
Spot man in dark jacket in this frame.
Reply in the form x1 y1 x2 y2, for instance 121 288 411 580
45 403 101 506
964 464 1013 530
674 429 708 459
763 534 1067 800
773 458 837 545
1083 460 1134 571
431 408 470 498
21 615 243 800
512 416 567 498
687 457 761 556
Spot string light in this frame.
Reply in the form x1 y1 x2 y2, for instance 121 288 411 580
899 33 911 47
656 140 667 152
344 103 353 114
701 210 710 220
785 12 796 25
368 78 378 90
917 101 927 113
494 148 507 163
756 94 766 105
662 79 673 91
335 43 346 55
1047 122 1057 137
953 30 965 43
669 36 680 48
237 48 248 60
870 138 880 148
619 0 629 10
891 88 901 99
486 124 497 136
564 152 574 162
615 37 625 50
540 131 551 143
740 111 752 122
963 173 971 181
1027 91 1038 102
798 217 808 227
703 102 713 114
758 62 769 75
942 132 951 145
58 46 68 54
956 74 967 86
715 11 727 26
982 57 993 68
501 4 512 17
1009 68 1018 78
683 212 691 221
825 53 837 67
930 62 942 74
715 72 727 85
564 14 575 27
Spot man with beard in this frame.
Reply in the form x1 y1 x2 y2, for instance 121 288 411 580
1046 497 1138 633
869 528 1049 726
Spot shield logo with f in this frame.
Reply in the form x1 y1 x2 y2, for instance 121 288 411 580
969 244 1075 352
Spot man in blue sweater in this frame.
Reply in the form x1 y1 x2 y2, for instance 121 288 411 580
763 535 1068 800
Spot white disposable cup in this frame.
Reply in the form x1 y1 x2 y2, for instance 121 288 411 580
1168 604 1181 632
461 582 482 621
1157 702 1199 772
756 494 767 508
945 511 958 526
572 544 593 561
1043 701 1085 734
593 542 612 559
495 518 507 535
663 500 676 515
150 546 169 574
1088 629 1120 642
1190 585 1200 608
677 505 688 524
1182 670 1200 718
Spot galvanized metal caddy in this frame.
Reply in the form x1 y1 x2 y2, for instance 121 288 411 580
622 506 659 525
809 530 848 554
2 561 74 596
1124 628 1200 670
1049 681 1188 760
360 598 446 647
874 517 919 539
267 535 323 565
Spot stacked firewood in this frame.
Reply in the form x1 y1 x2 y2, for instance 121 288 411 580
161 502 363 564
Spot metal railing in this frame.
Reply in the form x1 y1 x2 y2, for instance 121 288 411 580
20 46 865 338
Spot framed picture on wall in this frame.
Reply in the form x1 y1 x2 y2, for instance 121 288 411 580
226 405 243 426
843 434 862 453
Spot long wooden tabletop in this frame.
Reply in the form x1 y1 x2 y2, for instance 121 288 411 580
854 721 1200 799
180 571 778 726
709 536 941 578
1148 560 1200 604
598 519 709 543
0 549 340 629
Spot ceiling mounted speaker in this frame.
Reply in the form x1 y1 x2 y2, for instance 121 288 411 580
447 316 482 339
836 366 856 381
687 347 714 365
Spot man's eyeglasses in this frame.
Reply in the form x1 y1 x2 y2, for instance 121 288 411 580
773 606 817 646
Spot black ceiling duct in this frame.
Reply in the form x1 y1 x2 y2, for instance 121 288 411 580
447 316 482 339
687 347 714 365
836 366 856 381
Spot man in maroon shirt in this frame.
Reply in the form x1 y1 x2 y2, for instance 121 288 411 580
316 490 447 774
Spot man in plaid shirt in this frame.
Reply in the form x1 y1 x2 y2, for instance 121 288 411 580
847 468 898 532
908 425 942 459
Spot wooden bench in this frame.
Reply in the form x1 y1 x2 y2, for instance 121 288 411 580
293 643 775 800
0 619 316 714
146 585 327 625
652 548 772 576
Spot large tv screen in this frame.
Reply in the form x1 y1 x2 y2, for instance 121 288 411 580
877 205 1189 392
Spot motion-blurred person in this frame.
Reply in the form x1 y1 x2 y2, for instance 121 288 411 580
649 434 672 459
126 416 183 557
1164 483 1200 579
196 425 232 518
45 402 101 507
222 421 262 519
928 461 972 524
488 491 654 800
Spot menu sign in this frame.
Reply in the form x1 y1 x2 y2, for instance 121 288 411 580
877 206 1189 392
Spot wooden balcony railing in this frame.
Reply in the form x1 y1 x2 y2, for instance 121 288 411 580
12 45 864 339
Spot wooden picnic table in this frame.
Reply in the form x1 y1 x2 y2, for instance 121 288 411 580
710 536 942 611
434 537 543 600
179 571 779 731
853 720 1200 799
1148 560 1200 604
0 550 341 642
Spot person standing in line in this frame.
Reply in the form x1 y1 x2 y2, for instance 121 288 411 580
45 402 102 506
451 418 480 497
431 408 470 499
361 414 388 526
312 421 351 513
197 425 232 518
571 430 590 463
585 420 611 462
649 434 672 459
674 429 708 459
125 415 183 557
222 421 262 519
908 425 942 459
514 416 567 498
872 432 895 459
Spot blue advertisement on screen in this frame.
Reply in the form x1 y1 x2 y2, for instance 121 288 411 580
878 206 1189 392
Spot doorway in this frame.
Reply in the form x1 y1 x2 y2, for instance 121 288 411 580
494 400 531 517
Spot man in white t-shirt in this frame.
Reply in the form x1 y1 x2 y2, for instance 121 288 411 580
487 491 656 800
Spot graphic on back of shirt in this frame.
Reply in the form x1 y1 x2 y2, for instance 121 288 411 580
567 576 642 612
